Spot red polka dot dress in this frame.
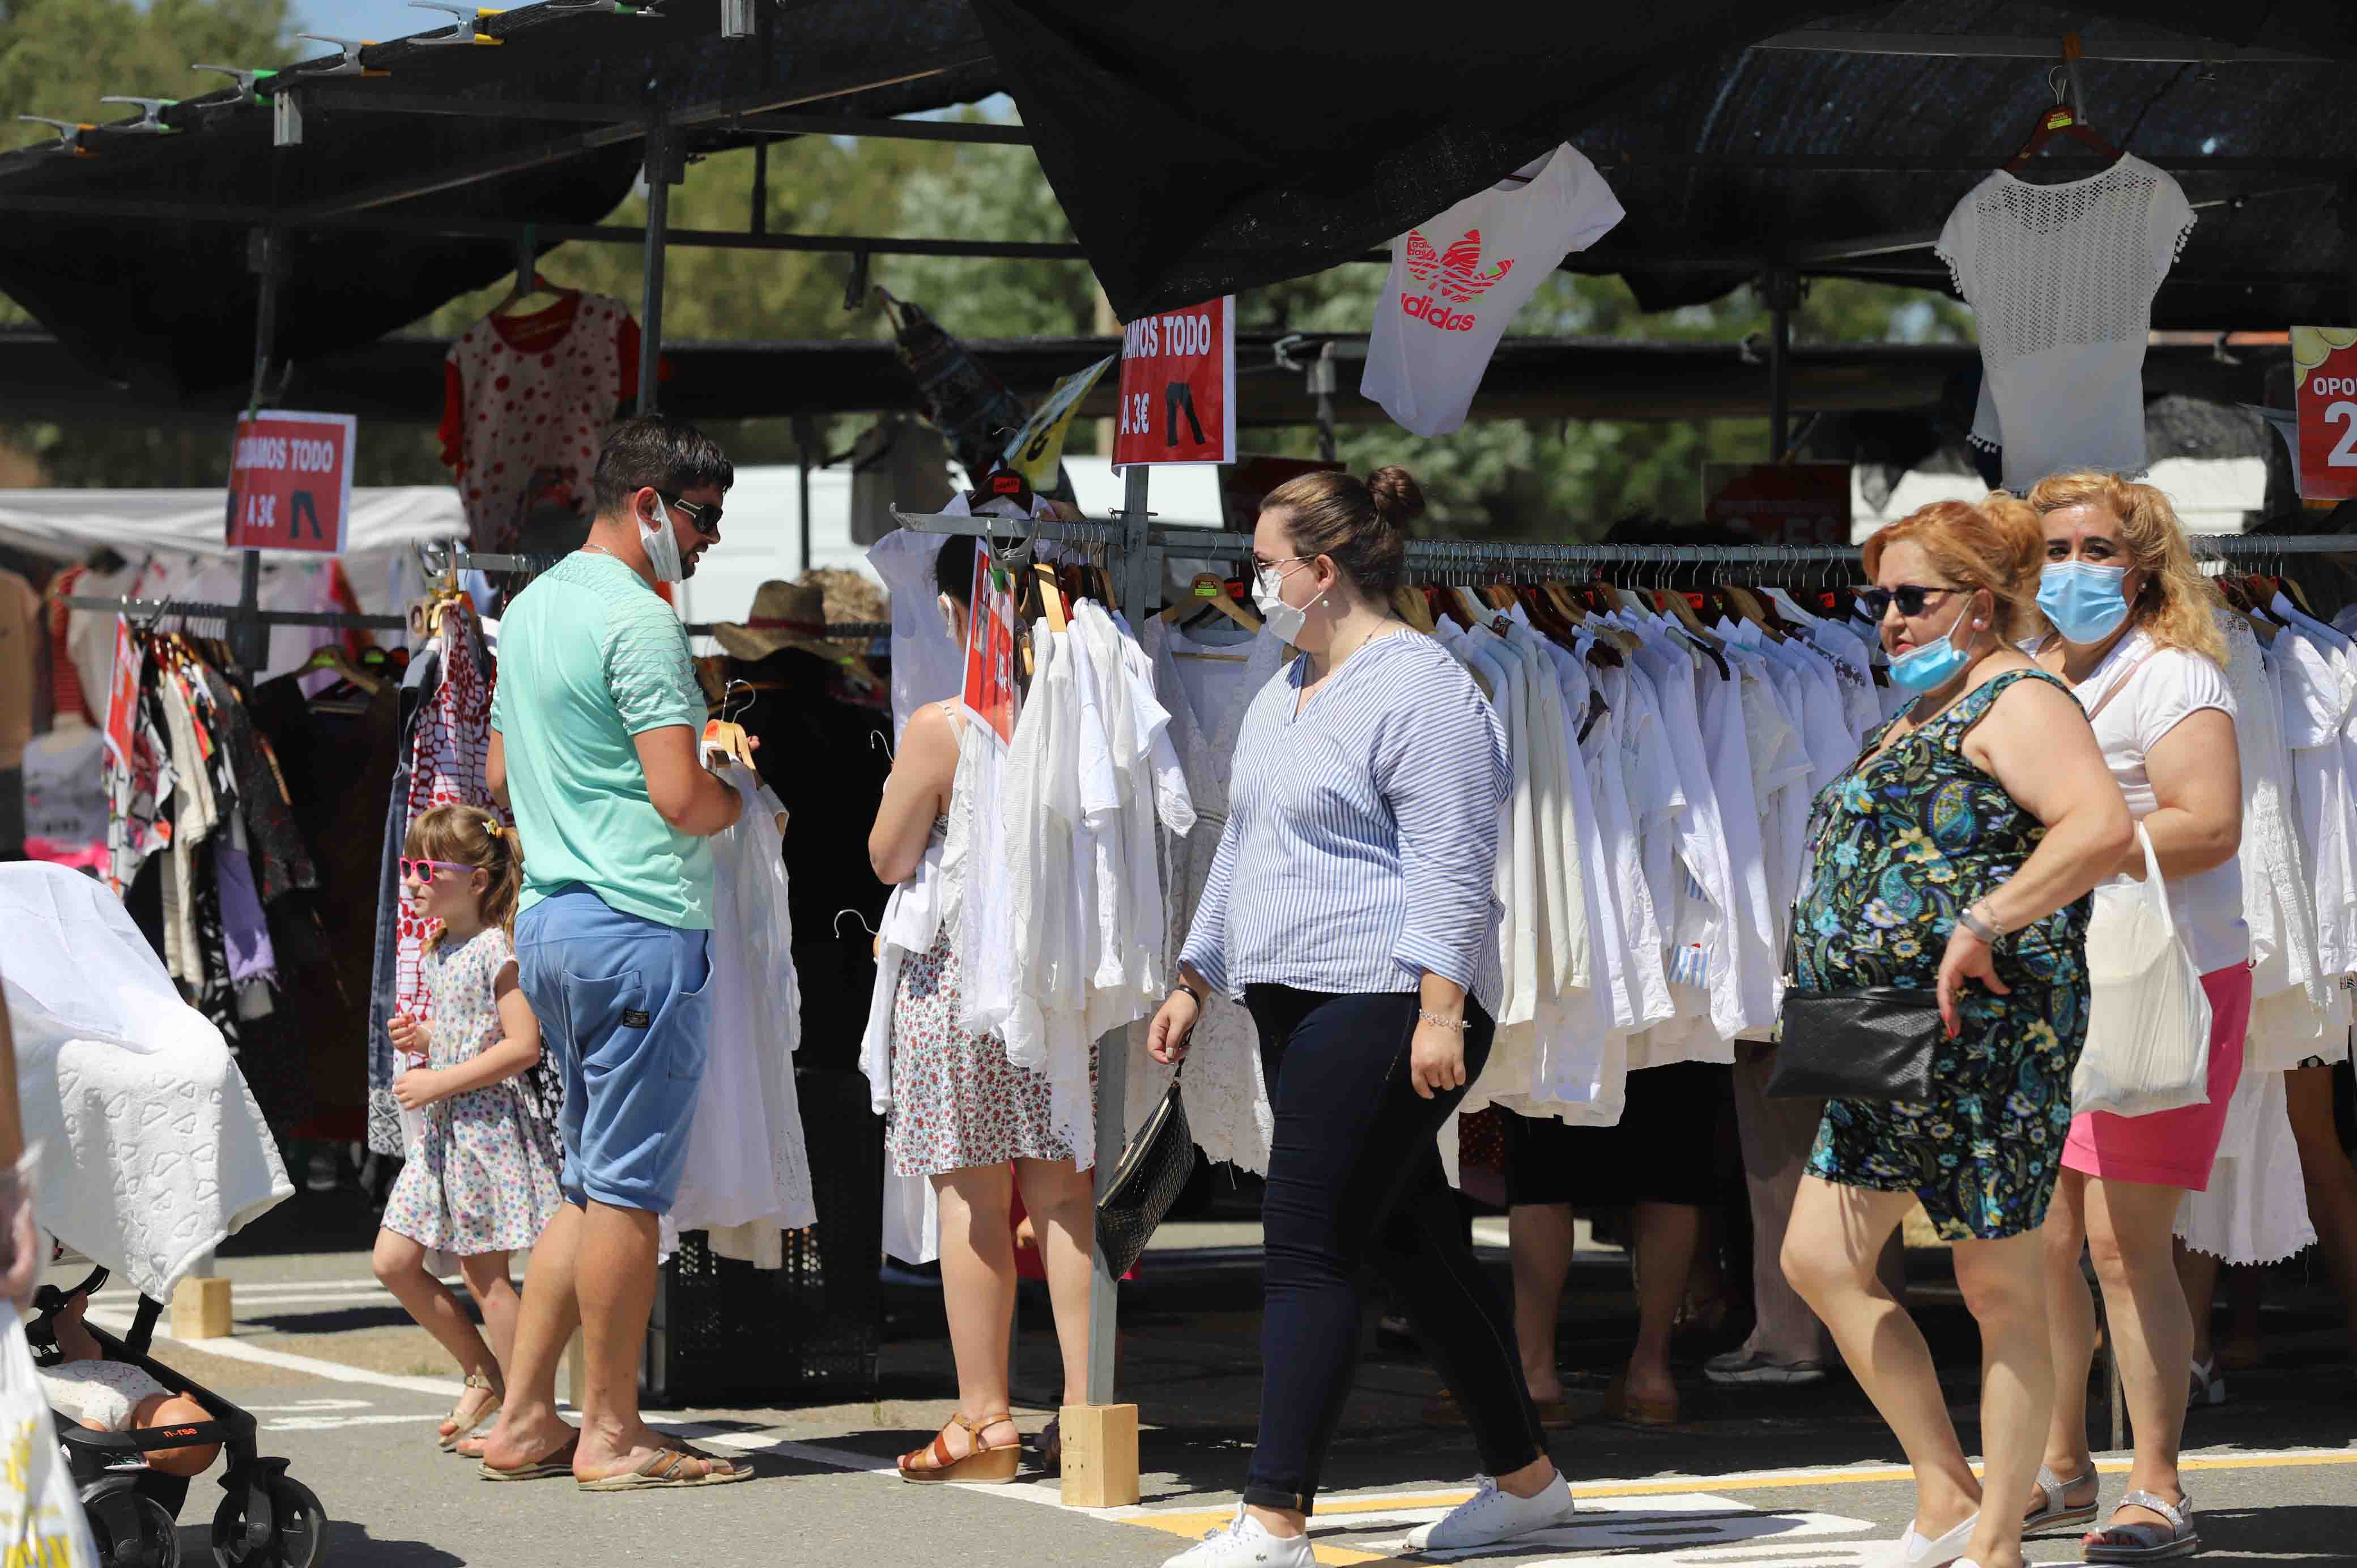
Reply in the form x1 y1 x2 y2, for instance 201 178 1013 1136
437 292 639 553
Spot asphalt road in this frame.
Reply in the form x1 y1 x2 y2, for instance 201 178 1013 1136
69 1251 2357 1568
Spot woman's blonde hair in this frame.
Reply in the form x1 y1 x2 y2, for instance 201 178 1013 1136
404 804 524 948
2019 470 2226 665
1860 495 2047 644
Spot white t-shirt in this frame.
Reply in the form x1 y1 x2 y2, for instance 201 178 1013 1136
1937 155 2194 491
2060 629 2249 973
1360 144 1624 437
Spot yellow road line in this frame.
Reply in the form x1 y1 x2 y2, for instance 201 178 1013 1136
1116 1447 2357 1552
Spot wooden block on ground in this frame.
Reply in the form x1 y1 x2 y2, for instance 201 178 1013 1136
564 1329 586 1411
1058 1403 1139 1509
171 1276 233 1340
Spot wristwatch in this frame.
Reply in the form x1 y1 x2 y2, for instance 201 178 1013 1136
1957 902 2004 945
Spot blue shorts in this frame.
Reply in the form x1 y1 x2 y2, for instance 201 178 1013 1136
516 887 712 1215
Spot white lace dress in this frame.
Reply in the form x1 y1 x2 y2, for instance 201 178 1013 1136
1126 621 1286 1173
1937 155 2194 491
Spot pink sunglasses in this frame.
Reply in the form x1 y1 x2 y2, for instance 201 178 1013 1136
400 858 479 883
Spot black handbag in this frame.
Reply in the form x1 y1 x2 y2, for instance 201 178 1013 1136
1094 1064 1193 1279
1768 986 1944 1102
1769 896 1943 1103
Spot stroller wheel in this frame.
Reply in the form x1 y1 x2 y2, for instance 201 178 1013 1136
210 1478 325 1568
88 1489 180 1568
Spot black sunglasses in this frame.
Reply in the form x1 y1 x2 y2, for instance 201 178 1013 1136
658 493 723 536
1859 584 1960 621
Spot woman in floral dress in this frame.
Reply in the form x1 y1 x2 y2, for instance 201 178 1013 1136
1780 500 2131 1568
867 532 1096 1484
376 805 565 1451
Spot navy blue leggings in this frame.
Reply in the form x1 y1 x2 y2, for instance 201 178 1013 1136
1240 986 1546 1512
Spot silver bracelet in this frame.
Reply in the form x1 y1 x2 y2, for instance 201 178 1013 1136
1417 1008 1470 1032
1957 902 2004 944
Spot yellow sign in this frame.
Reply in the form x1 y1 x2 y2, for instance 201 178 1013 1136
1005 355 1114 489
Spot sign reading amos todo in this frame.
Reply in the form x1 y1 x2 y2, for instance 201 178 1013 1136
226 410 356 552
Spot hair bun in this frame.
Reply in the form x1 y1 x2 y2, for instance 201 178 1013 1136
1365 466 1426 529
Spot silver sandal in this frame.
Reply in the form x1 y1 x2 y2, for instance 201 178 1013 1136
2021 1464 2100 1534
2082 1490 2198 1563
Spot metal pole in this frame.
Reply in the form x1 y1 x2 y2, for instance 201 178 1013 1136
1084 462 1153 1410
794 415 815 573
231 227 283 672
639 122 671 414
1763 270 1798 461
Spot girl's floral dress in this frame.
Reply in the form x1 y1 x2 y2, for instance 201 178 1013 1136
381 927 565 1254
1796 670 2091 1241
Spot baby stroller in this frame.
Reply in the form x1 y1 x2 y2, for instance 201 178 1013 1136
4 866 317 1567
26 1261 325 1568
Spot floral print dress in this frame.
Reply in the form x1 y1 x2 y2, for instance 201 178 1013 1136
1797 670 2091 1241
380 926 565 1255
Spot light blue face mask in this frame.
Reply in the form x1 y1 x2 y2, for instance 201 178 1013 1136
2037 560 2130 644
1888 599 1975 693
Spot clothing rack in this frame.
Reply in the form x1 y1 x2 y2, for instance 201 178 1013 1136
890 512 2357 583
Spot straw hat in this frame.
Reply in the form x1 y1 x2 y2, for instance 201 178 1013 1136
713 580 846 664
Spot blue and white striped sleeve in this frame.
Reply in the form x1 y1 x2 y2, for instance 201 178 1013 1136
1177 812 1239 996
1379 660 1509 994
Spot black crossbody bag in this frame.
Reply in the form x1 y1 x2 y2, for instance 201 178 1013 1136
1768 828 1945 1103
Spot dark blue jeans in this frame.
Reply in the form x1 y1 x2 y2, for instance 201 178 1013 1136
1240 985 1545 1514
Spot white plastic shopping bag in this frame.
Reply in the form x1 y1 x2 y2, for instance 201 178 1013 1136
2071 823 2211 1118
0 1305 100 1568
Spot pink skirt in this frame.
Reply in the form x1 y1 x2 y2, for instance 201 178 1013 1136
2062 964 2251 1192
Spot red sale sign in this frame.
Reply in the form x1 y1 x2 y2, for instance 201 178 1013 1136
959 542 1020 748
103 615 143 773
2293 326 2357 501
1112 298 1235 467
226 410 356 552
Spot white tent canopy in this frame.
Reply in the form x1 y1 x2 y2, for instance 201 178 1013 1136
0 485 463 565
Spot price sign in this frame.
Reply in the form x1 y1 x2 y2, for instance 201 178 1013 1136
1704 462 1853 546
959 541 1020 748
103 615 143 773
226 410 355 552
1112 297 1235 467
2292 326 2357 501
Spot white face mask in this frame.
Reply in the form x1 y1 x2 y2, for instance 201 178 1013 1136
1252 563 1320 644
937 593 965 649
640 494 686 583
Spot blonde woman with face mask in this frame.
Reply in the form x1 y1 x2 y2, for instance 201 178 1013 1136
2019 471 2248 1563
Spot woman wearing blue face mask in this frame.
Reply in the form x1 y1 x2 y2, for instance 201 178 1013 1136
1782 498 2131 1568
2019 471 2246 1564
1146 466 1571 1568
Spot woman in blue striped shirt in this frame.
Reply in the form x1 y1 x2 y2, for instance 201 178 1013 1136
1148 468 1572 1568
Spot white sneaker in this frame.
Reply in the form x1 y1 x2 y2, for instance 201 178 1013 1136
1892 1512 1978 1568
1407 1473 1577 1551
1160 1506 1317 1568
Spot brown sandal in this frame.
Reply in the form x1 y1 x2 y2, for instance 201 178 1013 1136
897 1413 1020 1484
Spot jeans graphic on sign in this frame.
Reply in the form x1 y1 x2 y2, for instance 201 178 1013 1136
1164 381 1204 448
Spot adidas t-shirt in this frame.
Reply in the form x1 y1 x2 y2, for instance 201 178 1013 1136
1360 144 1624 438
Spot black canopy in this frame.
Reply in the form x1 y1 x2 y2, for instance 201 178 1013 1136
971 1 2357 325
0 0 997 400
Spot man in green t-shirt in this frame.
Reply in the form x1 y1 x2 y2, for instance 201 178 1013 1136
477 415 753 1490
